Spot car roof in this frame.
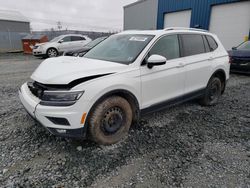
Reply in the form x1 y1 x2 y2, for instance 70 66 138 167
59 34 87 37
119 27 212 37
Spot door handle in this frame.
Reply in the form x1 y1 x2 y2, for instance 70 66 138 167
177 62 185 68
208 57 214 61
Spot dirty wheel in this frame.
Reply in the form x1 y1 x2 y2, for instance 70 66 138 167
89 96 132 145
199 77 222 106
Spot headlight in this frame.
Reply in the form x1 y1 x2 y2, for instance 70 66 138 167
40 90 84 106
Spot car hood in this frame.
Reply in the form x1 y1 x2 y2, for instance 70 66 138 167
228 50 250 58
65 47 91 54
31 56 127 85
35 42 47 47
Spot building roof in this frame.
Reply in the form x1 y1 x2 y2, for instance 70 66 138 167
22 34 47 40
124 0 148 8
0 9 29 23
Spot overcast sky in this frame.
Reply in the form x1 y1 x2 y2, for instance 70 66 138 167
0 0 137 32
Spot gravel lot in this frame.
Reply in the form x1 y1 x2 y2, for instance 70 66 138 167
0 53 249 188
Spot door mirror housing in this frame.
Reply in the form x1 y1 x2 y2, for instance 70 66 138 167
232 47 237 50
147 55 167 69
58 40 64 43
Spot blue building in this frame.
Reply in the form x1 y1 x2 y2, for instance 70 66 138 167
124 0 250 49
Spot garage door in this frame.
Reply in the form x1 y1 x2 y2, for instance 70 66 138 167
209 1 250 50
164 10 191 28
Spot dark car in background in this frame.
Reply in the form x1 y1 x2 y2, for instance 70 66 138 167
63 36 107 57
228 40 250 74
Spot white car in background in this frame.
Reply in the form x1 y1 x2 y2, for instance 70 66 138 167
20 28 230 145
32 34 92 58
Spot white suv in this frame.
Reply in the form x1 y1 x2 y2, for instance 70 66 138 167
19 28 230 145
32 34 92 58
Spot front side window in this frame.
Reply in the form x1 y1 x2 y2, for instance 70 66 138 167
149 35 180 60
62 36 71 43
181 34 206 57
84 34 154 64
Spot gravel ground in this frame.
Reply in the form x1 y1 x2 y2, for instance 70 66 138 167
0 53 249 188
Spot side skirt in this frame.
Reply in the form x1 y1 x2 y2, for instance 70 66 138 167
141 88 206 116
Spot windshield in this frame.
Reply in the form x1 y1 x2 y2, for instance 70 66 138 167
85 37 107 48
50 36 61 42
237 41 250 50
84 34 154 64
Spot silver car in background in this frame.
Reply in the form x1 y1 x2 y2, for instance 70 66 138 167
32 34 92 58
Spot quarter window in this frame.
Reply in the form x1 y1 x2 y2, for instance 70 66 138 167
181 34 206 57
149 35 180 60
206 35 218 51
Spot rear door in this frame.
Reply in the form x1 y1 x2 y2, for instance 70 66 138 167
140 34 186 109
71 36 87 49
179 34 212 94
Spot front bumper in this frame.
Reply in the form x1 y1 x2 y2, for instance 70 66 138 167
33 48 46 57
19 83 91 138
230 59 250 74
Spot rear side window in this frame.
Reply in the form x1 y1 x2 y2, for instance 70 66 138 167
71 36 85 41
206 35 218 51
180 34 206 57
149 35 180 60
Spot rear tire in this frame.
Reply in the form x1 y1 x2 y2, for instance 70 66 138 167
199 77 222 106
89 96 132 145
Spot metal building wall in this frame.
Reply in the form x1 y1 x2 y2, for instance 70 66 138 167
0 20 30 52
124 0 158 30
157 0 242 30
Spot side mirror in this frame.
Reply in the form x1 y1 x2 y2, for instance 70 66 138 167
147 55 167 69
58 40 64 43
232 47 237 50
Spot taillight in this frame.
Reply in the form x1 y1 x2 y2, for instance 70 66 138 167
229 56 233 64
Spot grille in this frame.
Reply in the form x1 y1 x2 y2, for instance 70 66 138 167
231 58 249 64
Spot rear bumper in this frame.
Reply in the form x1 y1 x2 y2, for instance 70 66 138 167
19 83 90 138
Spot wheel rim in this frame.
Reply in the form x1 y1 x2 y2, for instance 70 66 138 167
101 107 124 135
48 49 57 57
208 80 220 102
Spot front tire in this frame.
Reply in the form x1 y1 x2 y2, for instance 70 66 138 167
47 48 58 58
199 77 222 106
89 96 132 145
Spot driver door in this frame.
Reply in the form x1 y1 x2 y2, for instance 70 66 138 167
140 34 186 110
58 36 72 52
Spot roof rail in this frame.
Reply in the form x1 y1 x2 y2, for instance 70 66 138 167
164 27 208 32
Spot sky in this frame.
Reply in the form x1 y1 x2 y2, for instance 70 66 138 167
0 0 137 32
